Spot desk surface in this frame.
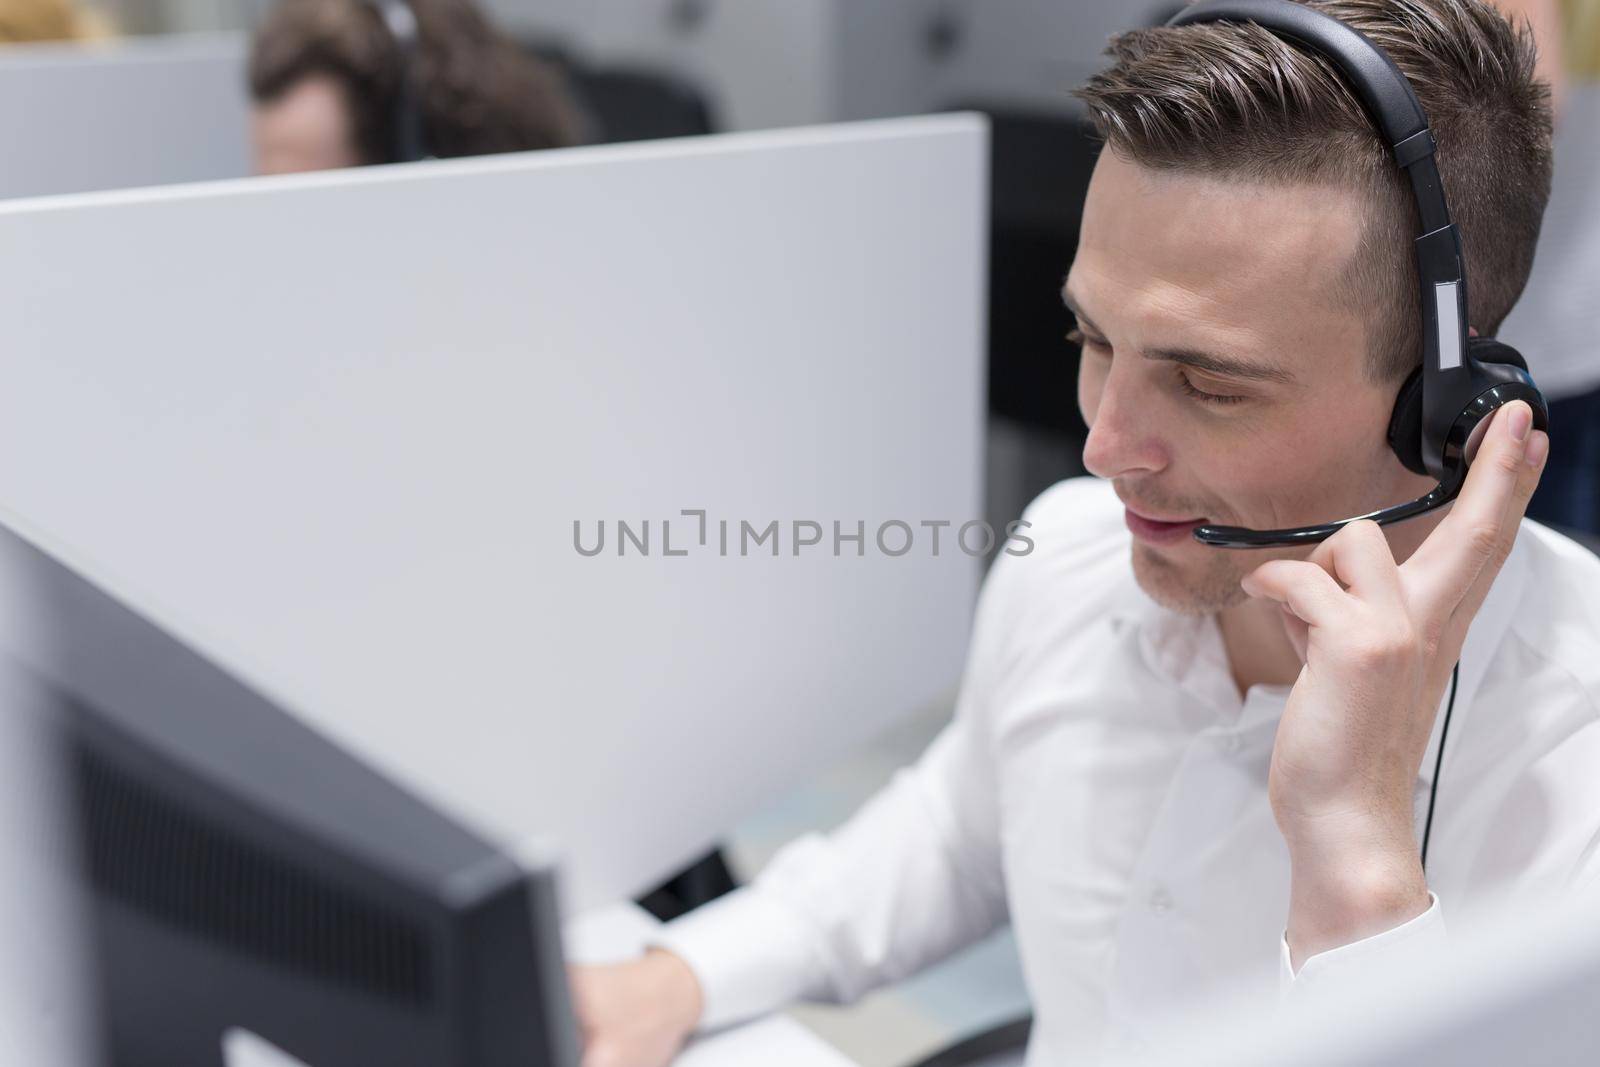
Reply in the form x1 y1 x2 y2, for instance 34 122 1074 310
567 904 860 1067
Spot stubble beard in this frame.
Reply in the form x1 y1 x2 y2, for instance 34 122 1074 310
1129 540 1252 617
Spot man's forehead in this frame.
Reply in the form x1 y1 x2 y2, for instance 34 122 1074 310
1078 154 1366 298
1068 153 1368 370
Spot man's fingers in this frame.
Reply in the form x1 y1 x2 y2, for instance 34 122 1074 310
1278 602 1311 665
1308 519 1404 606
1407 400 1537 615
1241 559 1349 628
1444 423 1548 636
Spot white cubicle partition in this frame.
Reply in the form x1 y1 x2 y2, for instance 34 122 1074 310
1114 880 1600 1067
0 115 988 909
0 33 250 201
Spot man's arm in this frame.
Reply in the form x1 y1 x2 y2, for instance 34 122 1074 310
1242 401 1548 971
571 540 1027 1067
649 705 1010 1025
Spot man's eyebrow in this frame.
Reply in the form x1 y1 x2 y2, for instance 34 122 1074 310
1060 287 1103 337
1146 346 1297 385
1060 285 1295 386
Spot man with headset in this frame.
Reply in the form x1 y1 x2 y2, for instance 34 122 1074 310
574 1 1600 1063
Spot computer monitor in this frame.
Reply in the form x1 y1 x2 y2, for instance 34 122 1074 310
0 514 578 1067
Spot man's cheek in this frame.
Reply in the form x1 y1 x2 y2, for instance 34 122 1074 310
1212 455 1304 527
1245 464 1344 529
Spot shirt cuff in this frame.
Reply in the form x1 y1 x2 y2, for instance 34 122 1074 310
1279 891 1446 999
647 886 827 1032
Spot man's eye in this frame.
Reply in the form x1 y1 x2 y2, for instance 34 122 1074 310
1177 372 1247 406
1066 328 1107 351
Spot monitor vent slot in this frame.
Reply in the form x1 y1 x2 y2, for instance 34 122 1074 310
74 743 433 1006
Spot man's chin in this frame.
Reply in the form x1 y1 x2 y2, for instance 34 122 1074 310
1130 541 1249 616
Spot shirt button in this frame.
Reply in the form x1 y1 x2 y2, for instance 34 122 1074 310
1148 887 1174 915
1216 731 1242 755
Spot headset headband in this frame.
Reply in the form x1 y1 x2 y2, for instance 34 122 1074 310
1174 0 1448 223
373 0 427 164
1168 0 1468 478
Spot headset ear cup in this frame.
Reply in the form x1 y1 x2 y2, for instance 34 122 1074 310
1387 365 1428 476
1391 338 1547 481
1466 336 1531 373
1466 335 1550 436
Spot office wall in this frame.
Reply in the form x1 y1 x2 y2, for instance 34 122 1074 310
487 0 1176 130
0 116 988 909
489 0 940 128
924 0 1179 109
488 0 839 130
0 33 250 201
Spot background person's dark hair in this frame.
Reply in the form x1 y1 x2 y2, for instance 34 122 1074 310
1075 0 1554 383
249 0 582 165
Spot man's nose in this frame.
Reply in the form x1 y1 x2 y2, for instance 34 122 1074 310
1082 372 1167 481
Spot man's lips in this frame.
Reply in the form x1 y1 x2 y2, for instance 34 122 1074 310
1123 506 1208 546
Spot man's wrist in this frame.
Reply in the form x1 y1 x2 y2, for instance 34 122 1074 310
642 947 706 1035
1285 840 1429 970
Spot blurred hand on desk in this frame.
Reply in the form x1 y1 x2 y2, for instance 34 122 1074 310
571 949 704 1067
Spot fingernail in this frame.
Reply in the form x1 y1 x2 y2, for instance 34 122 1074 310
1508 402 1532 443
1526 430 1549 468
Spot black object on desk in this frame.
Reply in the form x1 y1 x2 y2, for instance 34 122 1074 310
907 1015 1032 1067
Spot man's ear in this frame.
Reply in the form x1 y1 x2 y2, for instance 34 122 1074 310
1469 326 1480 338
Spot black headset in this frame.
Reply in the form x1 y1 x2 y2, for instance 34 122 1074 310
372 0 428 163
1159 0 1549 549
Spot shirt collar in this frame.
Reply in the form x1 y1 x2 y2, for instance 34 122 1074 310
1109 582 1246 723
1106 525 1533 748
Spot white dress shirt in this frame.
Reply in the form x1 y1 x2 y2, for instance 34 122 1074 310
654 477 1600 1064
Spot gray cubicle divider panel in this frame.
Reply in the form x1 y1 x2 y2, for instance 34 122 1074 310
0 115 989 910
0 33 251 201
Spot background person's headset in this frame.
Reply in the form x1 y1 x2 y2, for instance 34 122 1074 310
1160 0 1550 550
372 0 429 164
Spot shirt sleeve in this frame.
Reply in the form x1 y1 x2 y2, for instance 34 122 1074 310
649 544 1026 1032
1278 892 1447 1001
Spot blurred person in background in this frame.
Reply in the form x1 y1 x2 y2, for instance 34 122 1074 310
248 0 581 175
1497 0 1600 535
0 0 108 43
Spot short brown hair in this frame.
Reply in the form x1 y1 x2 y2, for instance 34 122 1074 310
249 0 582 165
1075 0 1554 381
